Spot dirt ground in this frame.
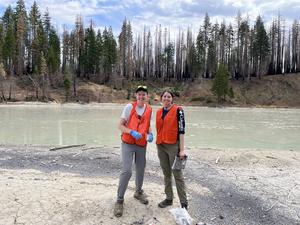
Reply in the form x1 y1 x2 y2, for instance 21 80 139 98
0 144 299 225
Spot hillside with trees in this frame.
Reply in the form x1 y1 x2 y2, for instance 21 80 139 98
0 1 299 106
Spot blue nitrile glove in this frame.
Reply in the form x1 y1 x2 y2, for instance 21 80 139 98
147 132 153 143
130 130 142 140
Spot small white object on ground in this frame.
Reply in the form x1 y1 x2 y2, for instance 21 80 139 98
169 207 193 225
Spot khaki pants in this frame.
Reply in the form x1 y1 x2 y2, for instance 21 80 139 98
157 142 187 204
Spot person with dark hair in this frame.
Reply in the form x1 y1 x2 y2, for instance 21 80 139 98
114 85 153 217
155 90 188 210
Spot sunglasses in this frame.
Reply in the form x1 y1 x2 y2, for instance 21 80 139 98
137 85 147 89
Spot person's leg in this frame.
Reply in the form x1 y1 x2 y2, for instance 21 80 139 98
173 169 188 208
157 144 173 201
133 145 148 204
167 142 188 209
117 143 135 202
135 145 146 192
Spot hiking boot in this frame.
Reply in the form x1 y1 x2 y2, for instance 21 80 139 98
134 190 149 205
158 199 173 208
181 202 188 210
113 200 123 217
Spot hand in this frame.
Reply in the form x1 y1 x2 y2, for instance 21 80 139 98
130 130 142 140
147 132 153 143
178 150 187 160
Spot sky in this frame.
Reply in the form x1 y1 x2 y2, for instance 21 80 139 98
1 0 300 38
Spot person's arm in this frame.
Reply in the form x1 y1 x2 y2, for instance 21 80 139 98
178 134 185 159
147 109 153 142
148 109 153 134
119 118 142 140
178 107 186 159
118 118 131 134
119 104 132 134
119 104 142 140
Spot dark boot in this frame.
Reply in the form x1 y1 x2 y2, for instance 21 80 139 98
113 200 124 217
158 199 173 208
181 202 188 210
134 190 149 205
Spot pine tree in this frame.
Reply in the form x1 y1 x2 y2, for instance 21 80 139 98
212 64 230 102
14 0 28 76
175 29 183 80
119 19 126 77
74 15 85 77
126 21 133 77
276 13 282 74
0 21 4 62
42 8 51 70
226 23 234 77
63 75 71 102
203 13 211 78
95 29 103 77
145 30 152 78
2 6 15 75
219 21 226 64
62 28 70 74
103 27 117 83
29 1 43 73
163 42 174 81
207 40 217 78
2 6 14 30
239 19 250 80
118 19 133 78
269 20 277 75
39 52 48 99
196 27 205 77
253 15 269 79
0 62 7 101
3 23 15 75
83 21 97 78
48 28 60 76
235 11 242 78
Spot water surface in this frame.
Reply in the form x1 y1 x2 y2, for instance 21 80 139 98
0 104 299 151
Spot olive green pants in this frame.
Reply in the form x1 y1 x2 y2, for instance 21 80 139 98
157 142 187 204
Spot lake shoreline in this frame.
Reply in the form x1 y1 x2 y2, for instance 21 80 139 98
0 145 299 225
1 101 300 110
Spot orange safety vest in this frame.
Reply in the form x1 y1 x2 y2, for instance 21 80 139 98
121 102 152 147
156 105 179 145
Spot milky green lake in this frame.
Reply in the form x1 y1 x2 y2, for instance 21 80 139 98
0 104 299 151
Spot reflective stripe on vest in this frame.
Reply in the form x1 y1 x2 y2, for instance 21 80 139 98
121 102 152 147
156 105 179 145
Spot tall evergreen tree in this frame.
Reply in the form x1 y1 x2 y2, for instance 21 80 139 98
95 29 103 76
196 27 205 77
2 6 15 75
202 12 211 78
103 26 117 83
253 15 269 79
118 19 133 78
226 23 234 77
62 28 70 74
0 21 4 61
163 42 175 81
14 0 28 76
3 23 15 75
48 28 60 76
29 1 43 73
212 64 230 102
83 21 97 78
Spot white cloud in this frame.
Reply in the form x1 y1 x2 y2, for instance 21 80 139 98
1 0 300 39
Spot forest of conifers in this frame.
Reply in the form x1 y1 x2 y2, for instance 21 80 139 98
0 0 300 91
